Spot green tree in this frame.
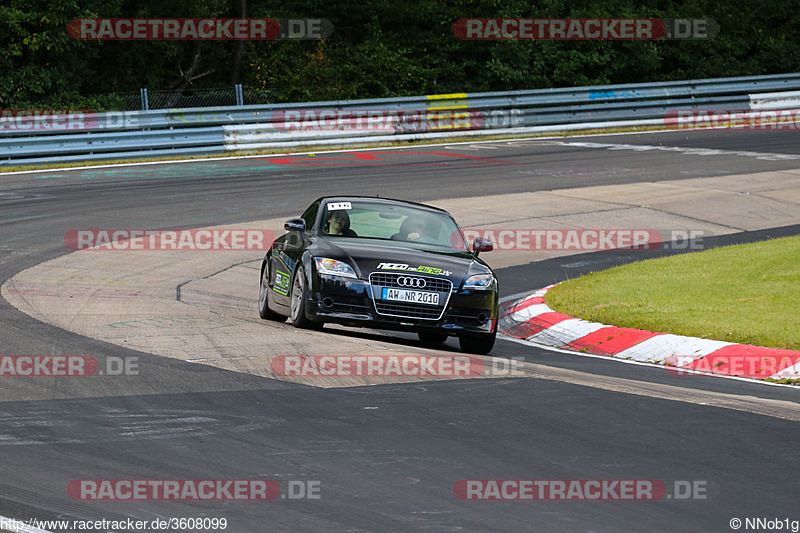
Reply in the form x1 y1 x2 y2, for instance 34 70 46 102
0 0 117 108
2 0 799 108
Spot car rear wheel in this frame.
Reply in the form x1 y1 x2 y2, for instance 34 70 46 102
291 265 323 330
458 329 496 355
418 332 448 345
258 264 286 322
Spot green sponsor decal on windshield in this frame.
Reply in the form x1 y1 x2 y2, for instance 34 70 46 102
376 263 452 276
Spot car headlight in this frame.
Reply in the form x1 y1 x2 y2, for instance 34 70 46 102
463 273 495 290
315 257 358 278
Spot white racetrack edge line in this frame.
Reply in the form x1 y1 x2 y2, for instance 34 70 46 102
2 128 685 176
0 514 52 533
500 290 540 304
496 333 800 390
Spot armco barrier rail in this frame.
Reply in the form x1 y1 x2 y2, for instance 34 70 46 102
2 73 800 166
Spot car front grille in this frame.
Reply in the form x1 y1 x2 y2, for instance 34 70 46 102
330 295 367 307
370 273 452 292
373 301 442 319
447 307 492 326
369 272 453 321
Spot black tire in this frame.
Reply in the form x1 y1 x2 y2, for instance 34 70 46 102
458 329 496 355
418 332 448 345
290 265 323 330
258 264 286 322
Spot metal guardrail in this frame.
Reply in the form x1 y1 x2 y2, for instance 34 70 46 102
3 73 800 166
749 90 800 110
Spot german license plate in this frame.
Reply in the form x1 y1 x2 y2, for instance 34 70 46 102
381 288 440 305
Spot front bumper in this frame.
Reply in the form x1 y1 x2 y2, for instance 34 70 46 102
307 273 497 335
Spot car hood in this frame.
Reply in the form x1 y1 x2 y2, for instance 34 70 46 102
312 237 490 283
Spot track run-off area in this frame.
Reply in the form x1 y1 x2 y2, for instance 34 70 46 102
1 129 800 532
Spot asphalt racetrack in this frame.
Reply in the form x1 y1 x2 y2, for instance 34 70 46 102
1 129 800 532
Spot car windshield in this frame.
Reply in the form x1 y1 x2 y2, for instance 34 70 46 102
319 200 469 251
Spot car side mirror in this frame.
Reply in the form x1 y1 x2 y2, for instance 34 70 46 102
472 236 493 257
284 218 306 232
284 218 306 248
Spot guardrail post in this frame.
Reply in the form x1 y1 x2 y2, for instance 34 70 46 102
235 84 244 106
140 88 149 111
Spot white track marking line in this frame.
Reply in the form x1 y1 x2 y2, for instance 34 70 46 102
562 141 800 161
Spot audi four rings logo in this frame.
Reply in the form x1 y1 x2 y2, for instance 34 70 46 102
397 276 426 288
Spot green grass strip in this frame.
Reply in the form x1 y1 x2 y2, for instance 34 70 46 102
545 235 800 351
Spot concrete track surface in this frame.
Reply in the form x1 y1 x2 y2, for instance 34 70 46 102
1 129 799 532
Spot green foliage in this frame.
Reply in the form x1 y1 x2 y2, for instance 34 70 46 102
545 235 800 351
87 0 233 94
1 0 799 108
0 0 114 108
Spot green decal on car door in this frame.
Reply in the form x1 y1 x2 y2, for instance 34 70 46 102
273 270 290 295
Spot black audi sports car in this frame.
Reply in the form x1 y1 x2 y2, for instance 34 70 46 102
258 196 499 354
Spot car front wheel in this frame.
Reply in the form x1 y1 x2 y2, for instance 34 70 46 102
458 328 496 355
259 264 286 322
290 265 322 330
418 332 448 345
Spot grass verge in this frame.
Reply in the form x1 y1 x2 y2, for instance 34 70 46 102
545 235 800 351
